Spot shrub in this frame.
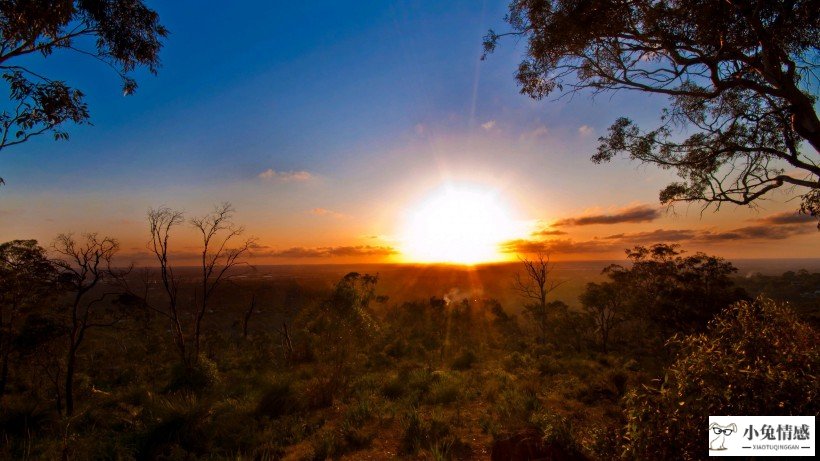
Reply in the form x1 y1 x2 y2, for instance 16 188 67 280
255 379 298 419
136 394 213 458
450 349 477 370
399 408 461 456
426 377 462 405
343 398 373 428
310 430 339 460
166 357 220 393
622 298 820 460
381 375 407 400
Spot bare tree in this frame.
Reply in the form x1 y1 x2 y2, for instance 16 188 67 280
146 206 187 361
144 203 253 365
52 233 127 416
514 252 564 345
189 203 254 358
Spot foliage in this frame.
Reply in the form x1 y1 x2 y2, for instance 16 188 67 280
0 1 167 182
622 297 820 460
580 282 627 353
0 240 58 397
450 349 477 370
604 243 746 338
0 235 816 459
166 356 220 393
486 0 819 220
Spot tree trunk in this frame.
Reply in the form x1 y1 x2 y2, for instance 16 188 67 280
243 294 256 339
281 321 293 362
64 348 76 416
0 352 9 400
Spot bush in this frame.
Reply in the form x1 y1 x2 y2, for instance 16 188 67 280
381 375 407 400
426 377 462 405
622 298 820 460
136 394 213 458
400 408 461 456
166 357 220 393
450 349 477 370
255 379 298 419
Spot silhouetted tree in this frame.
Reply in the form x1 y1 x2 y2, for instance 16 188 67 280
189 203 255 359
145 203 253 367
145 206 186 361
604 244 745 339
514 252 564 345
52 233 127 416
0 240 58 400
485 0 819 222
0 1 167 183
301 272 380 350
579 282 626 353
295 272 382 406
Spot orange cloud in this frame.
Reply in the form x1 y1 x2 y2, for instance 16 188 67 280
553 205 660 226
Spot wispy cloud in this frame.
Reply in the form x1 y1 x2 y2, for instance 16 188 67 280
578 124 594 136
503 213 816 256
696 224 814 241
501 238 619 255
532 228 567 237
601 228 698 244
481 120 497 130
258 245 397 258
519 124 549 142
310 208 346 219
553 205 660 226
752 211 816 225
258 168 313 182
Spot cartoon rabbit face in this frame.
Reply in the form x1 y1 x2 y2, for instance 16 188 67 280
709 423 737 450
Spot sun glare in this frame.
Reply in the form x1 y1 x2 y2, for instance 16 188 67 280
399 185 520 264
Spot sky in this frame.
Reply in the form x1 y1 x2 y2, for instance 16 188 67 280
0 0 818 264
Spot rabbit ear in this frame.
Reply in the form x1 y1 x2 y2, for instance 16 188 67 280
729 423 737 431
709 423 718 429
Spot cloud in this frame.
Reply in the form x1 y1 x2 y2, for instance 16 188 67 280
532 228 567 237
504 220 815 257
259 245 397 258
519 125 549 142
601 228 699 244
752 211 816 225
696 224 814 241
596 223 813 244
258 168 313 182
310 208 345 219
500 238 620 255
578 125 594 136
481 120 496 130
553 205 661 226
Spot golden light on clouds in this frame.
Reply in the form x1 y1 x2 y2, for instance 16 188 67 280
398 184 525 264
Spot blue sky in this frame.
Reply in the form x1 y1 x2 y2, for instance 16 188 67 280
1 1 816 262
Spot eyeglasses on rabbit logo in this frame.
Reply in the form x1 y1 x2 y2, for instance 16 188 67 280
709 422 737 451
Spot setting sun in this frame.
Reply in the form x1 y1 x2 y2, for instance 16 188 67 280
399 184 521 264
